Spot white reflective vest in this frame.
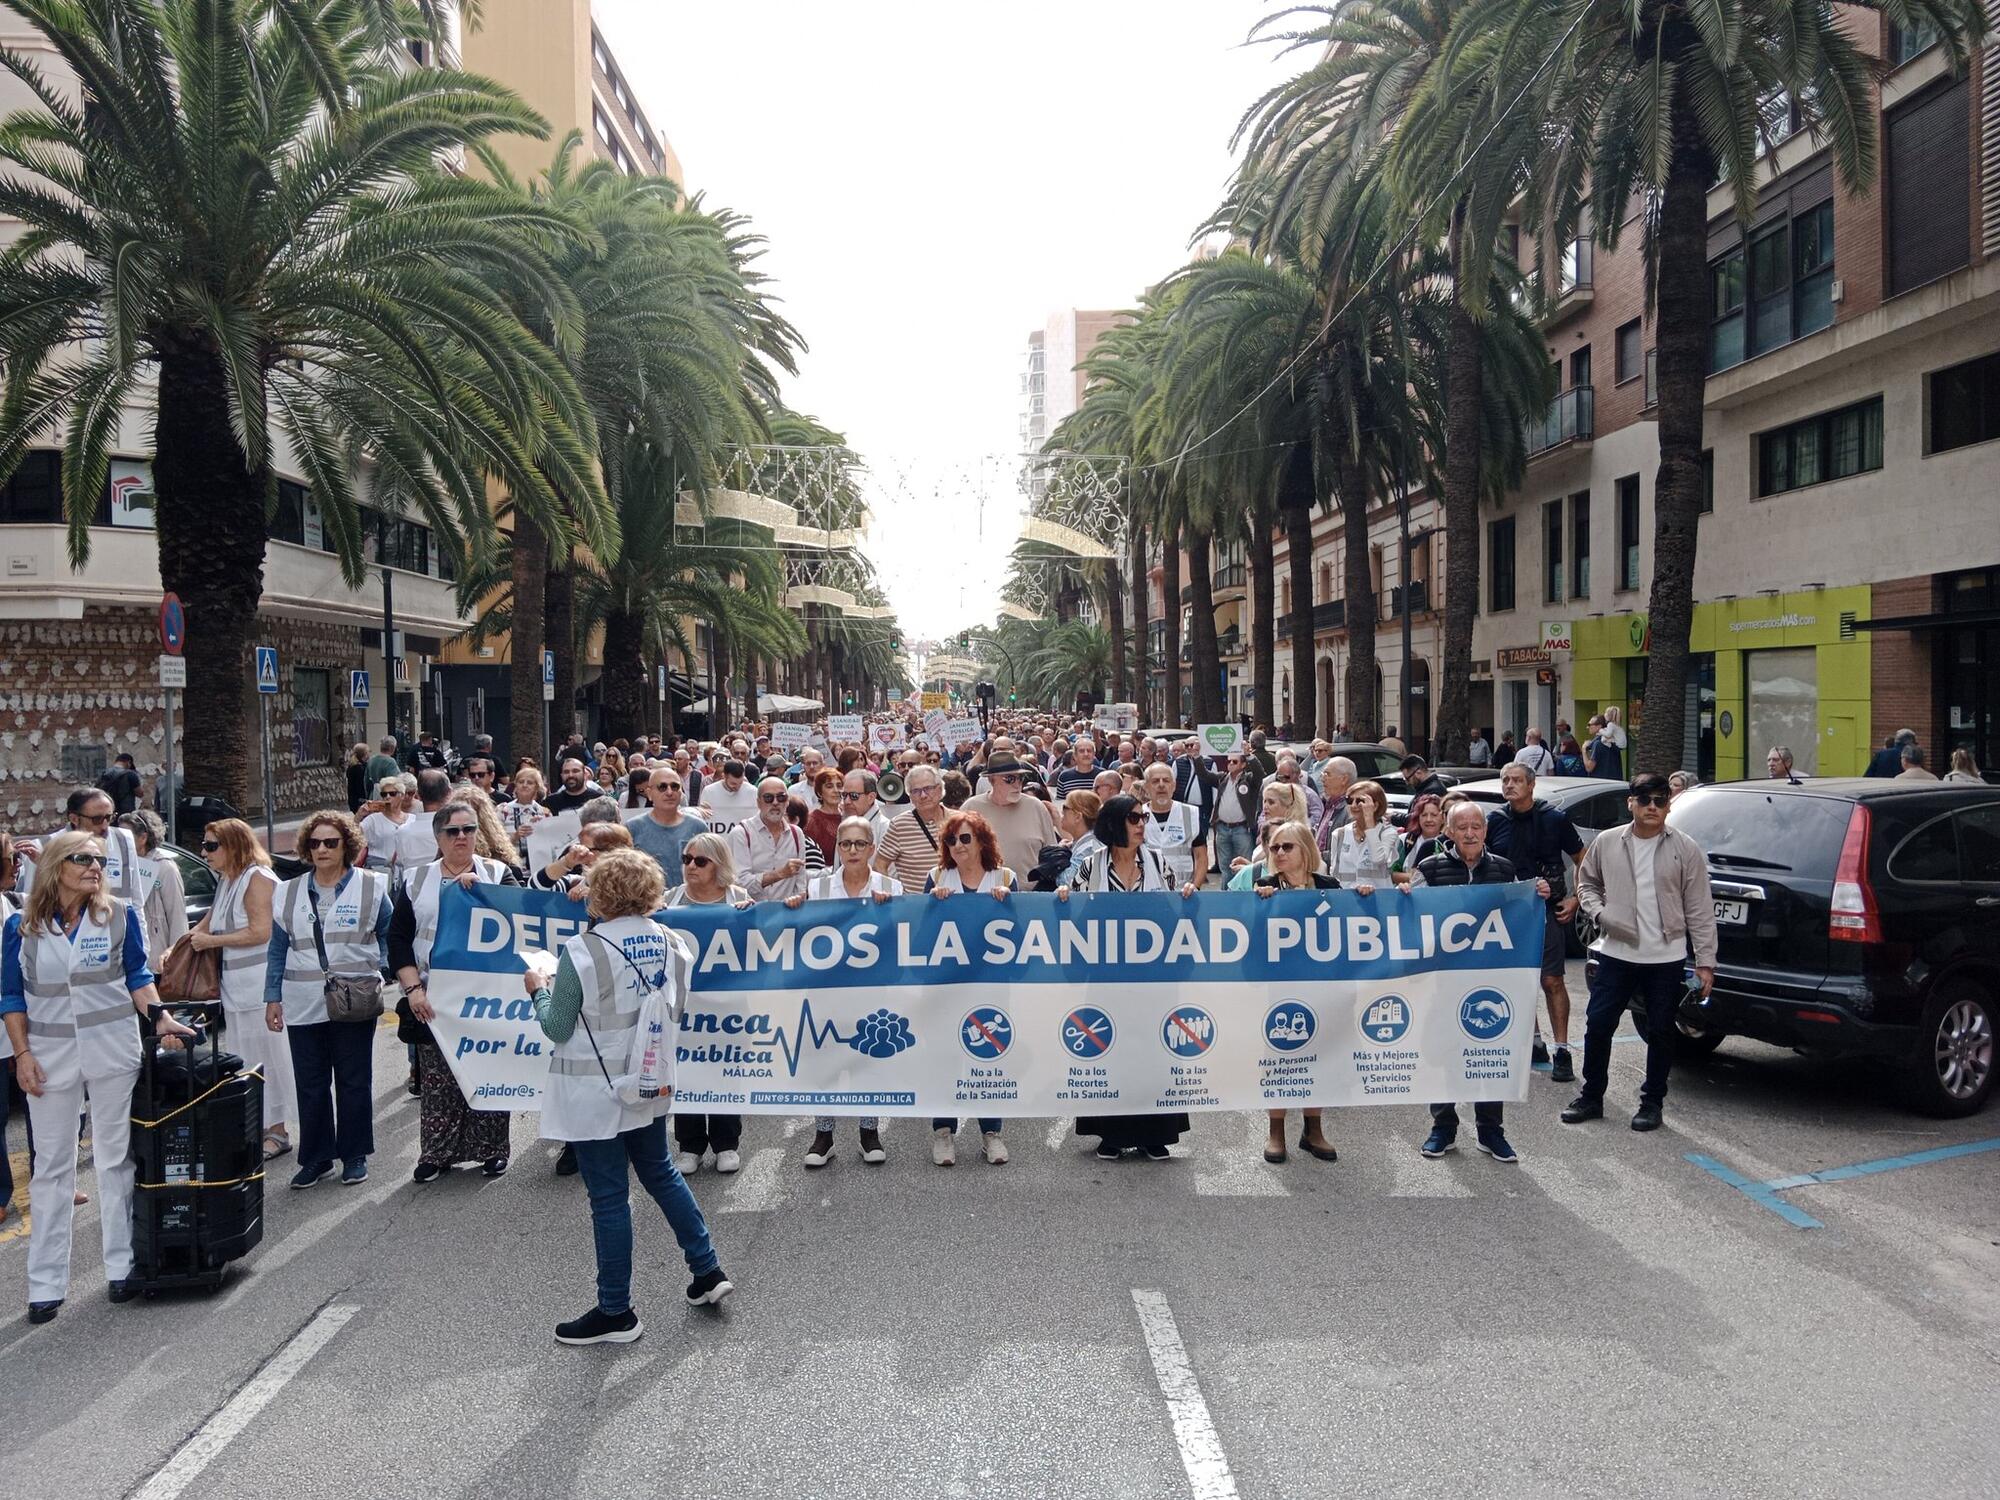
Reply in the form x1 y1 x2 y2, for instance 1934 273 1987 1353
662 883 751 909
806 868 902 901
18 897 143 1088
402 857 509 975
929 867 1008 895
540 915 694 1144
276 869 386 1026
211 866 280 1013
1140 800 1201 880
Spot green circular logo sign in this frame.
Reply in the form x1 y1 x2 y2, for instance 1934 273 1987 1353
1628 616 1648 651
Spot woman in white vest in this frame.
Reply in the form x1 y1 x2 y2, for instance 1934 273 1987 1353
119 811 188 962
393 804 520 1183
1 831 194 1323
920 810 1013 1166
0 831 18 1228
265 810 392 1190
523 848 732 1346
783 815 899 1170
187 818 294 1161
660 830 752 1178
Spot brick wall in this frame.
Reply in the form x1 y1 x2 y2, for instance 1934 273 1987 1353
0 606 370 833
1868 576 1939 752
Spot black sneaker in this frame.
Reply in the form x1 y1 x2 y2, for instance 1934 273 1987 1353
554 1305 643 1345
555 1143 579 1176
481 1158 508 1178
1531 1038 1550 1068
413 1162 444 1184
107 1280 140 1304
1094 1144 1121 1161
290 1162 334 1190
340 1158 369 1186
1631 1102 1664 1132
686 1268 735 1307
27 1300 61 1325
1549 1046 1575 1083
406 1068 421 1098
1560 1095 1605 1124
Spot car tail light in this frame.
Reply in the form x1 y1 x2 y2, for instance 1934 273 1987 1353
1829 803 1881 944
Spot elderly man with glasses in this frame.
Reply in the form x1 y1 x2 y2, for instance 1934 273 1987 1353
628 766 707 883
19 787 145 915
874 764 952 891
727 778 810 903
961 755 1059 881
839 768 893 841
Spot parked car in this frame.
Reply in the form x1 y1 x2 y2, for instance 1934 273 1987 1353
1451 776 1635 954
1653 779 1998 1117
155 842 307 930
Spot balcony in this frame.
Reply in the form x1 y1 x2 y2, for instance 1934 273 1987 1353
1275 598 1346 642
1525 385 1594 459
1515 238 1594 327
1386 579 1431 619
1217 625 1244 659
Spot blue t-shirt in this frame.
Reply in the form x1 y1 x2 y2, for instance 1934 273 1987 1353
629 813 708 883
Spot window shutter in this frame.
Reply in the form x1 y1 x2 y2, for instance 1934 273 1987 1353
1887 76 1972 296
1984 0 2000 257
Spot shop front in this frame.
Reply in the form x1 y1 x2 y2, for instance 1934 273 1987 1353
1569 586 1873 781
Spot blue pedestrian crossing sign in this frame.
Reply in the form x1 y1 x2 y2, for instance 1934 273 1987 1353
350 669 371 709
255 646 279 694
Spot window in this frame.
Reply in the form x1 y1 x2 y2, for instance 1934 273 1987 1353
1756 397 1884 497
1887 78 1972 297
1569 345 1592 390
1890 814 1961 883
1962 806 2000 884
1542 500 1564 604
1616 475 1641 590
592 105 615 150
1929 349 2000 454
292 667 334 768
0 450 61 523
1747 647 1820 775
1889 20 1940 67
1319 562 1332 603
1488 517 1516 612
270 480 307 545
1615 321 1642 384
1709 199 1835 372
1281 577 1291 615
1701 448 1715 513
1570 491 1591 600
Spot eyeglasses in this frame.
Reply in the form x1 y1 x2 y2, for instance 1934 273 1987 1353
911 783 940 796
1632 793 1671 808
441 825 477 838
307 836 343 850
1126 812 1148 825
1270 842 1299 853
469 769 492 780
759 792 787 804
200 839 222 853
64 852 108 868
836 839 873 851
948 833 977 846
991 773 1021 785
839 791 865 801
681 854 712 868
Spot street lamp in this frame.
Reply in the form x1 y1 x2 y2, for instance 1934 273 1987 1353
366 529 399 745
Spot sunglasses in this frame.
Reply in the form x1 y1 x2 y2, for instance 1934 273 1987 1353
1126 812 1148 824
441 825 477 838
307 836 343 850
681 853 712 868
991 773 1021 784
1270 842 1299 853
200 839 222 853
1633 793 1671 808
79 812 111 827
839 791 865 801
64 852 108 868
948 833 977 846
759 792 787 804
836 839 873 851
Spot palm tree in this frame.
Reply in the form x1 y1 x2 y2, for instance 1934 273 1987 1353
1025 620 1115 708
1470 0 1985 770
0 0 607 806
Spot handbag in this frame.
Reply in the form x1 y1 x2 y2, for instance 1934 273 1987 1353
157 932 221 1002
307 883 384 1024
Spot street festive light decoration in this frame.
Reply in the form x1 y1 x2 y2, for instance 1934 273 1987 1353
1016 451 1128 560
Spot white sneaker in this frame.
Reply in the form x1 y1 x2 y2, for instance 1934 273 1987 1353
931 1126 956 1166
673 1150 699 1175
714 1149 742 1174
982 1132 1010 1165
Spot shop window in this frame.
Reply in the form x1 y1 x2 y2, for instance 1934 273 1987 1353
1616 475 1641 590
1488 516 1516 612
1615 320 1642 384
1927 348 2000 455
1570 491 1591 600
1542 500 1563 604
292 667 335 767
0 450 62 523
1709 199 1834 372
1757 397 1883 497
1746 646 1819 776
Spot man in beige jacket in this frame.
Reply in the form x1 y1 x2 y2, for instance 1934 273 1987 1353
1563 772 1718 1133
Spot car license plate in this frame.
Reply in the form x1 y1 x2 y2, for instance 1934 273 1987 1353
1714 899 1749 926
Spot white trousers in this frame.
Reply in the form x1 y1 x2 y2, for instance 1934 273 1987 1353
227 1008 297 1131
27 1069 138 1303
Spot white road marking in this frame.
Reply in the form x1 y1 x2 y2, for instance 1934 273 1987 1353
1130 1288 1239 1500
1044 1119 1070 1152
717 1148 786 1214
1190 1115 1288 1197
133 1304 358 1500
1385 1146 1474 1198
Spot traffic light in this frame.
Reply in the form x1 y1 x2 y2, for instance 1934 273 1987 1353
845 694 855 707
958 631 971 649
1009 691 1017 704
890 634 902 651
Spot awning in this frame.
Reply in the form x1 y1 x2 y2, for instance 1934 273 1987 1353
684 692 825 716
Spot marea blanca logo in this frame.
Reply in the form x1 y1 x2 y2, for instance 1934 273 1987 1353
1358 993 1412 1045
847 1007 917 1059
1457 987 1514 1042
1263 1001 1318 1053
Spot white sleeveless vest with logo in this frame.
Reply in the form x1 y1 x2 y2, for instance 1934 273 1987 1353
275 869 385 1026
807 868 902 901
403 857 509 974
211 866 280 1013
20 896 141 1088
540 914 693 1144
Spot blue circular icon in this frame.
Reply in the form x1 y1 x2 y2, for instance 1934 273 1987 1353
1062 1006 1116 1058
1160 1005 1217 1058
1359 993 1412 1045
960 1005 1013 1061
1458 987 1514 1041
1263 1001 1317 1053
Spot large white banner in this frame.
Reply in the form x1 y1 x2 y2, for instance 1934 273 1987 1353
425 886 1544 1115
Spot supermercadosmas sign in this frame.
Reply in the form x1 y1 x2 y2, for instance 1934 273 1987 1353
424 884 1545 1115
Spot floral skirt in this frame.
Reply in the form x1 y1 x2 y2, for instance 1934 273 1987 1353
416 1040 512 1167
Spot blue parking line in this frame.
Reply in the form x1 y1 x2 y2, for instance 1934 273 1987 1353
1684 1153 1826 1229
1761 1135 2000 1191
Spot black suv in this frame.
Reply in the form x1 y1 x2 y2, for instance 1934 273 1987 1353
1659 779 1998 1116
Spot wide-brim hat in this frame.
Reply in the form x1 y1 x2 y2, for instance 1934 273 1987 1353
983 754 1031 776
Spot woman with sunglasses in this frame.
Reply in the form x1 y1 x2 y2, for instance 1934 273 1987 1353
1252 821 1342 1165
118 810 188 963
660 831 753 1175
1058 795 1191 1162
1226 782 1311 890
359 775 415 875
924 810 1013 1166
1327 780 1396 896
266 811 393 1189
394 806 523 1183
3 831 195 1322
784 816 898 1168
187 818 294 1161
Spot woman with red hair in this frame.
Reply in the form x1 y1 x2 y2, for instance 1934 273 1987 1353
923 808 1012 1166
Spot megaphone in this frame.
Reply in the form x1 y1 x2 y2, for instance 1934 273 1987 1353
877 770 906 802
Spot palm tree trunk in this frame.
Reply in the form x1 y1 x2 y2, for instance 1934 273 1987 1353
1127 521 1151 721
1338 448 1379 742
544 549 576 743
601 605 648 735
509 514 548 766
1435 234 1484 766
1160 540 1183 725
1104 561 1128 702
1284 497 1315 738
710 629 733 729
1185 531 1224 723
1248 516 1276 733
153 335 270 810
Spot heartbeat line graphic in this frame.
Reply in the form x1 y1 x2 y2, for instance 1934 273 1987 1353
767 998 918 1076
769 997 851 1076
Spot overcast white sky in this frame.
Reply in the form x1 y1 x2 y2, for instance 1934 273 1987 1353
593 0 1284 640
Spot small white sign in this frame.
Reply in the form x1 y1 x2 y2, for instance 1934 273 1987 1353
1540 620 1574 654
827 713 863 744
158 655 187 689
887 688 904 702
940 716 982 749
771 722 811 752
923 708 949 738
869 721 907 752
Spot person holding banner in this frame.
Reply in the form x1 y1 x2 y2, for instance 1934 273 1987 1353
1326 781 1396 894
190 818 294 1162
497 766 552 851
1252 821 1342 1164
523 849 733 1345
924 810 1013 1167
784 816 898 1169
394 807 522 1183
661 831 754 1175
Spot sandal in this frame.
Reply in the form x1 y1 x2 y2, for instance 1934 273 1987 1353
262 1134 293 1162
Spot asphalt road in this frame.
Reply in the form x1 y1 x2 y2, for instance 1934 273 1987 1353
4 960 1998 1500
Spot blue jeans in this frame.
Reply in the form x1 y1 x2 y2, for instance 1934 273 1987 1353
1583 951 1688 1106
1429 1101 1503 1137
572 1117 719 1315
1213 822 1255 876
288 1020 376 1171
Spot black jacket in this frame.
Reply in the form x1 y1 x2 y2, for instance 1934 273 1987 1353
1413 849 1518 887
1253 871 1341 891
1215 761 1263 824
